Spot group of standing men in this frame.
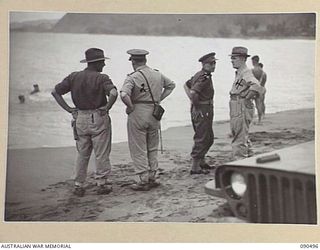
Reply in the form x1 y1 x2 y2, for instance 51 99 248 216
184 47 266 174
52 46 266 197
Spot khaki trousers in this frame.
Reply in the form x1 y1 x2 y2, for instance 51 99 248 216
74 110 112 186
229 98 254 158
127 104 160 183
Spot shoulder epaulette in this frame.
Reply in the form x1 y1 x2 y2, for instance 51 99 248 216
197 72 211 82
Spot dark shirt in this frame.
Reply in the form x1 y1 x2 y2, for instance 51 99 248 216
186 70 214 101
55 68 116 110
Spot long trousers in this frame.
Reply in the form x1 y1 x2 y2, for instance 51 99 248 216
229 98 254 158
74 110 112 186
127 104 160 183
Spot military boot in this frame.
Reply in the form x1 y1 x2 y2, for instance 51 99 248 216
190 158 209 175
148 170 160 189
200 158 215 170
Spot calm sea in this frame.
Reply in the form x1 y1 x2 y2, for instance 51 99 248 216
8 32 315 149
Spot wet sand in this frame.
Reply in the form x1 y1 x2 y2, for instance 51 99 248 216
5 108 314 221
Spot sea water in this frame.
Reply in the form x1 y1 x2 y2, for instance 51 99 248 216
7 32 315 149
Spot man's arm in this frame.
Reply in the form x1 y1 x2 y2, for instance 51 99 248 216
120 92 134 114
105 88 118 111
160 87 174 101
245 90 258 100
243 71 264 98
160 75 176 101
184 83 192 101
184 82 200 106
189 90 200 106
260 72 267 87
51 89 77 114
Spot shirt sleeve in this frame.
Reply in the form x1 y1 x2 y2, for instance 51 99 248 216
100 74 116 96
54 74 72 95
185 76 193 88
242 70 264 95
120 75 135 96
161 73 175 90
191 74 209 94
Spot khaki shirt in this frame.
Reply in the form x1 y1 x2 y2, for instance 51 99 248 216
230 64 264 97
121 65 175 103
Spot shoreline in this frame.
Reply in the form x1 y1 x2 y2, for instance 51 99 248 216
5 108 315 221
7 108 314 151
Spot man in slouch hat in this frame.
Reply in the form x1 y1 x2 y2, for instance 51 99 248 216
52 48 118 197
229 47 264 159
120 49 175 191
184 52 217 175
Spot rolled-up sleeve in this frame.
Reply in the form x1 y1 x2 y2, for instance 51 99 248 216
55 74 72 95
120 75 135 96
242 70 264 95
100 74 116 96
162 74 175 90
191 79 207 94
185 77 193 89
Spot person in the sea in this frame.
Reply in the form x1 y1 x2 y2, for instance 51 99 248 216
120 49 175 191
30 84 40 95
51 48 118 197
184 52 217 175
18 95 25 104
251 55 267 124
229 47 264 159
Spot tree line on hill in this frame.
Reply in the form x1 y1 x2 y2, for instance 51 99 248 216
11 13 316 39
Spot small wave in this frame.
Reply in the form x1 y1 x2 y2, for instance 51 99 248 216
28 92 52 102
28 92 72 103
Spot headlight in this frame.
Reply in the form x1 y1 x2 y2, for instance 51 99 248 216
231 172 247 197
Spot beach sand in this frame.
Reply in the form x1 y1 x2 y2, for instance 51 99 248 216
5 108 315 222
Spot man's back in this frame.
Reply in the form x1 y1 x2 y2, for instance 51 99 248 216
252 66 264 81
260 71 267 87
55 68 114 110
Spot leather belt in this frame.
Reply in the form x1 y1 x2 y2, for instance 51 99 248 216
198 100 213 105
230 95 245 101
132 100 158 104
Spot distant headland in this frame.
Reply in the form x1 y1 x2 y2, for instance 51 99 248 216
10 13 316 39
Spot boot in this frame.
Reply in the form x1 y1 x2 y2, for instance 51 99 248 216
190 158 209 175
73 186 85 197
148 170 160 188
200 158 215 170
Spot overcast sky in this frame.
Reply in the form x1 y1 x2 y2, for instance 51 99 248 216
10 12 66 23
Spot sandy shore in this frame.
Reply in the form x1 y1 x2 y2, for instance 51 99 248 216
5 108 315 221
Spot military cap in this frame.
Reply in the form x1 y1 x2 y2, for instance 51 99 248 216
229 46 250 57
80 48 110 63
127 49 149 61
198 52 218 63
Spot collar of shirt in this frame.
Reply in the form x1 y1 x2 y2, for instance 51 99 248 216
201 69 212 77
85 67 99 72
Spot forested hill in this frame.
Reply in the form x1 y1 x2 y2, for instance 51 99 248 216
14 13 316 39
